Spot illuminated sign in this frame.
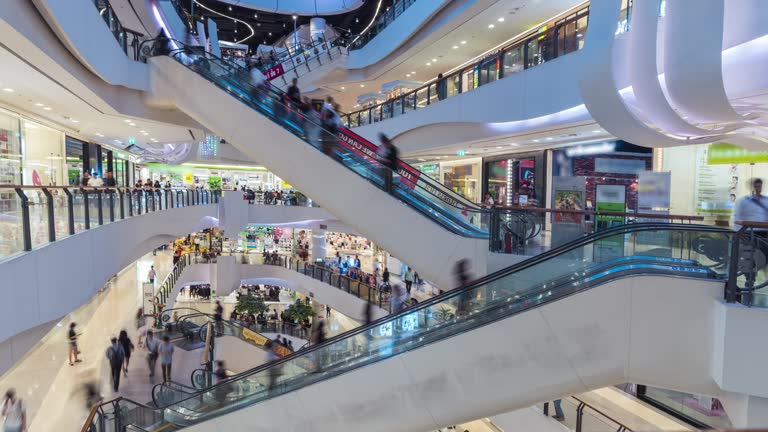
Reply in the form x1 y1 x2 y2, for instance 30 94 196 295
565 142 616 157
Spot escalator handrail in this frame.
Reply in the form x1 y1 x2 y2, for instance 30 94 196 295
164 222 732 391
151 38 486 215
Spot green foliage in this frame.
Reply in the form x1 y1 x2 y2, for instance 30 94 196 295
284 302 315 323
235 295 268 316
208 176 222 190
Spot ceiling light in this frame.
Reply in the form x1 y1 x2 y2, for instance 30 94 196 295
592 130 601 133
2 88 13 93
235 29 238 34
426 62 431 66
488 24 495 29
34 103 44 107
254 13 258 18
257 23 261 27
460 40 467 44
43 107 52 111
70 119 79 123
95 133 104 137
546 137 553 141
227 5 232 11
411 71 416 74
496 146 503 149
113 139 122 144
432 58 437 62
498 17 505 22
268 32 272 36
292 15 298 20
124 119 131 123
360 84 365 87
453 45 459 49
129 123 136 126
140 130 146 133
533 139 540 142
341 86 345 90
509 143 519 146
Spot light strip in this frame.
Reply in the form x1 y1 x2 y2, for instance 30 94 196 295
192 0 255 44
350 0 383 46
181 162 266 170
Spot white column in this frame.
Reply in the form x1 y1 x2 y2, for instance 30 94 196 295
721 393 768 428
311 228 326 262
310 17 327 41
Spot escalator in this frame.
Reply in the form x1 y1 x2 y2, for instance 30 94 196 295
82 223 732 431
149 41 493 287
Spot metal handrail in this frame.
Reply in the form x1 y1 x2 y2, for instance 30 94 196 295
343 3 591 127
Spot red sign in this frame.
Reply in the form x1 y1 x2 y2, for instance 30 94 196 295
337 128 422 190
263 63 285 81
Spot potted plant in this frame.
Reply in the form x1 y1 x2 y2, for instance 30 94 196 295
234 294 268 317
284 302 315 325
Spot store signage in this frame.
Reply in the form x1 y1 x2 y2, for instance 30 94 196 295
594 158 645 175
565 142 616 157
457 150 466 156
127 138 136 145
263 63 286 81
707 143 768 164
183 172 194 184
241 327 268 346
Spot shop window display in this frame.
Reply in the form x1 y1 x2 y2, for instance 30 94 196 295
484 153 544 206
22 120 64 186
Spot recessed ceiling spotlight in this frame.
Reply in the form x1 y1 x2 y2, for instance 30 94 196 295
496 146 503 149
341 86 345 90
70 119 79 123
432 58 437 62
95 133 104 137
113 139 122 144
411 71 416 74
235 29 238 34
592 130 601 133
460 40 467 44
34 102 44 107
453 45 459 49
292 15 298 20
257 23 261 27
546 137 553 140
2 88 13 93
426 62 431 66
406 74 411 77
509 143 519 146
227 5 232 11
283 23 286 28
533 139 540 142
360 84 365 88
268 32 272 36
129 123 136 127
254 13 258 18
498 17 505 22
124 119 131 123
43 107 52 111
488 24 495 29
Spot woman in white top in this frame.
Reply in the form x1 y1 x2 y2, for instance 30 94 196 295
2 389 25 432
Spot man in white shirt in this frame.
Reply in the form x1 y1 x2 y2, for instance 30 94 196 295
733 178 768 230
87 174 103 187
484 193 495 207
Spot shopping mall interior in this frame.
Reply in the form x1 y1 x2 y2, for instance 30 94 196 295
0 0 767 430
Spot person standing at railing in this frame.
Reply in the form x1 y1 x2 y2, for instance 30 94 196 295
377 133 399 194
81 172 90 187
87 174 103 187
436 73 447 101
734 178 768 230
104 171 116 187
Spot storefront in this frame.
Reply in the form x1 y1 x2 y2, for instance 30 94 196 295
239 226 309 255
483 151 546 206
662 143 768 225
0 108 22 187
21 119 65 186
412 162 440 182
145 163 286 191
440 157 482 203
551 141 653 216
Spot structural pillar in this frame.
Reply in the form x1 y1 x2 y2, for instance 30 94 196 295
310 17 327 41
720 392 768 428
312 227 326 263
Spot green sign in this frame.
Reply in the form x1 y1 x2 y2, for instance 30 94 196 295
457 150 466 156
127 138 136 145
707 143 768 165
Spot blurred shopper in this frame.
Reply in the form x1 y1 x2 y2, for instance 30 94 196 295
484 193 495 207
68 322 81 366
214 301 224 336
436 73 447 101
266 341 282 392
118 330 134 376
286 78 301 107
734 178 768 229
454 259 472 315
83 381 102 410
147 266 156 284
87 174 103 187
363 302 374 326
552 399 565 421
81 172 90 187
135 308 147 347
404 267 414 295
2 389 25 432
104 171 116 187
214 360 229 384
320 97 341 158
249 61 267 100
377 133 399 195
145 330 159 379
326 305 332 319
106 337 126 392
159 335 175 382
390 285 408 313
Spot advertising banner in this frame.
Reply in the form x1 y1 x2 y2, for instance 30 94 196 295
241 327 268 346
142 283 155 314
695 146 733 215
263 63 286 81
595 185 626 261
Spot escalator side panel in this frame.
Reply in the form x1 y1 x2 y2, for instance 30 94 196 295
181 275 724 432
150 56 488 288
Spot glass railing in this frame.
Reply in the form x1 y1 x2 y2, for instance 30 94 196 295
0 187 220 262
256 37 345 86
81 223 733 431
726 221 768 308
347 0 418 51
154 41 492 238
90 0 146 60
343 4 591 127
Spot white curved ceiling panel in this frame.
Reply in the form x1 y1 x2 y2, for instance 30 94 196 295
662 0 743 124
214 0 364 16
628 0 735 137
